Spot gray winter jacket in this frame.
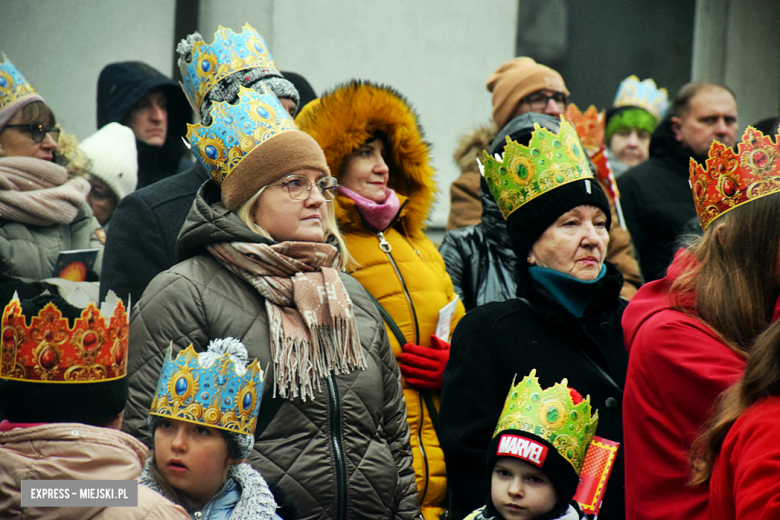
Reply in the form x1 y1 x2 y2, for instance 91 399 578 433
123 181 420 520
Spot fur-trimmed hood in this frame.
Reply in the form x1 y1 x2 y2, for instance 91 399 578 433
296 80 436 235
453 122 496 173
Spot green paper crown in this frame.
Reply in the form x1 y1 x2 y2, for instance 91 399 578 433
481 118 594 220
494 369 599 474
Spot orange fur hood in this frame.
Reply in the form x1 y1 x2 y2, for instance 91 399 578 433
296 81 436 235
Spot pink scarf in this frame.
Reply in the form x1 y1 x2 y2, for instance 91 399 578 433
338 186 401 232
0 156 90 226
207 241 366 401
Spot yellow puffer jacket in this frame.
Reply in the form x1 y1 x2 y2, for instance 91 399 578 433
298 81 466 520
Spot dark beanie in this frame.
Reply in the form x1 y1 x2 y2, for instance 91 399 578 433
0 293 128 426
281 71 317 112
486 430 579 520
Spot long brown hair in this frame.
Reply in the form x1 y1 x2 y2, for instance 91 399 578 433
670 192 780 355
690 317 780 484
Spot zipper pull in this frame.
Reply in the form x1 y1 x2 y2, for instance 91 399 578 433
377 232 392 253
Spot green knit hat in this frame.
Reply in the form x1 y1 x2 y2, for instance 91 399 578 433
604 106 657 144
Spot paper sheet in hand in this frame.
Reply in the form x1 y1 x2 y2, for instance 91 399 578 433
435 296 459 341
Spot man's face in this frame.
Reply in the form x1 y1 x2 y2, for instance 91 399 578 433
126 89 168 146
671 88 738 157
513 89 567 119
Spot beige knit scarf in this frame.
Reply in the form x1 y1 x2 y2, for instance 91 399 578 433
0 156 90 226
207 241 366 401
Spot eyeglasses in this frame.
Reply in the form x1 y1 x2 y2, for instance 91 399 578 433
266 175 338 201
5 123 60 143
521 91 568 110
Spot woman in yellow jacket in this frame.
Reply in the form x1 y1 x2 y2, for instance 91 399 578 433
298 81 465 520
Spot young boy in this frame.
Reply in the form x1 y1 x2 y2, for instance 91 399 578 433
465 370 598 520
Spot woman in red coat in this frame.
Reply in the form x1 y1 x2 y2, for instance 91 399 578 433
621 126 780 520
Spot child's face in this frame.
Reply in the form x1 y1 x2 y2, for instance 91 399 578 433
154 418 234 509
491 457 558 520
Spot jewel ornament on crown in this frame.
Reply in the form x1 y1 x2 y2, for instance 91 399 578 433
0 54 39 111
150 344 264 436
186 85 298 185
180 23 280 111
689 126 780 230
481 118 595 220
494 369 599 474
565 104 605 154
613 75 669 121
0 297 128 383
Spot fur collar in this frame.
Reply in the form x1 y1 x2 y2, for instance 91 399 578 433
141 458 278 520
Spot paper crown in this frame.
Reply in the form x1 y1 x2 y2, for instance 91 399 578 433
613 75 668 121
0 54 39 112
1 296 128 383
479 117 594 220
689 126 780 230
565 104 605 154
186 84 298 185
150 344 264 436
180 24 280 111
494 370 598 474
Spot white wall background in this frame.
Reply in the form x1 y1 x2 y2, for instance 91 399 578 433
2 0 518 227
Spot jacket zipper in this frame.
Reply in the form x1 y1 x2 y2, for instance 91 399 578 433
376 231 429 501
327 371 348 520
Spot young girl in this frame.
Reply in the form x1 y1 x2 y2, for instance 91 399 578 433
141 337 282 520
691 318 780 520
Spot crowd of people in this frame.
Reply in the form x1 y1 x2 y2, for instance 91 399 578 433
0 20 779 520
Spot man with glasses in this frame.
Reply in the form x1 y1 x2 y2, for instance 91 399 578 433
447 57 568 231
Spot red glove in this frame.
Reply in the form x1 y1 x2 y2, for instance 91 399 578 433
399 335 451 390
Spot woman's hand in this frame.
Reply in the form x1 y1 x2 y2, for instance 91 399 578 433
399 335 451 390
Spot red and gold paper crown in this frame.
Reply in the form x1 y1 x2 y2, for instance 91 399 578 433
564 103 604 155
689 126 780 230
1 296 128 383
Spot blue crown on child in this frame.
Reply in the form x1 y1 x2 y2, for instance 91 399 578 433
180 23 280 111
613 75 669 121
186 85 298 185
0 54 38 111
150 343 264 436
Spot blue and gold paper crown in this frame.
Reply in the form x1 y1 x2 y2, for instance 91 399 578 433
180 24 280 111
494 369 599 474
479 117 594 220
150 343 264 436
613 75 669 121
186 85 298 185
0 54 39 112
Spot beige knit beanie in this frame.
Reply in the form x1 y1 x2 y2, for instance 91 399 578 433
486 57 569 129
79 122 138 200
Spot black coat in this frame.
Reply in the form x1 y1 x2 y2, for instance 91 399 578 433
616 117 701 282
98 162 210 305
438 177 516 311
439 263 628 520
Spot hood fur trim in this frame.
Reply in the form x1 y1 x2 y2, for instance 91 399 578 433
454 122 496 173
296 80 436 235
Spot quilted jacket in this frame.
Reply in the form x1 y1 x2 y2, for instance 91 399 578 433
123 181 420 520
297 81 465 520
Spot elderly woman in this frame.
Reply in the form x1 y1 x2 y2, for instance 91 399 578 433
297 81 466 520
123 85 419 520
0 55 102 280
623 127 780 520
439 118 627 520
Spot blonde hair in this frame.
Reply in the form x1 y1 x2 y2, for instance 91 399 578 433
237 186 353 269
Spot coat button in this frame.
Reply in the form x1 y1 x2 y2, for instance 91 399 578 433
605 397 619 410
600 322 611 334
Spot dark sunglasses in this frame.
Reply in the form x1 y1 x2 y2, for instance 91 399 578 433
5 123 60 143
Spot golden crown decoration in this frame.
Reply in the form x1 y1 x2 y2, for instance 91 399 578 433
494 369 599 474
0 54 39 112
479 117 595 220
564 104 605 154
180 24 280 111
613 75 669 121
186 85 298 185
689 126 780 230
1 296 128 383
150 343 265 436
